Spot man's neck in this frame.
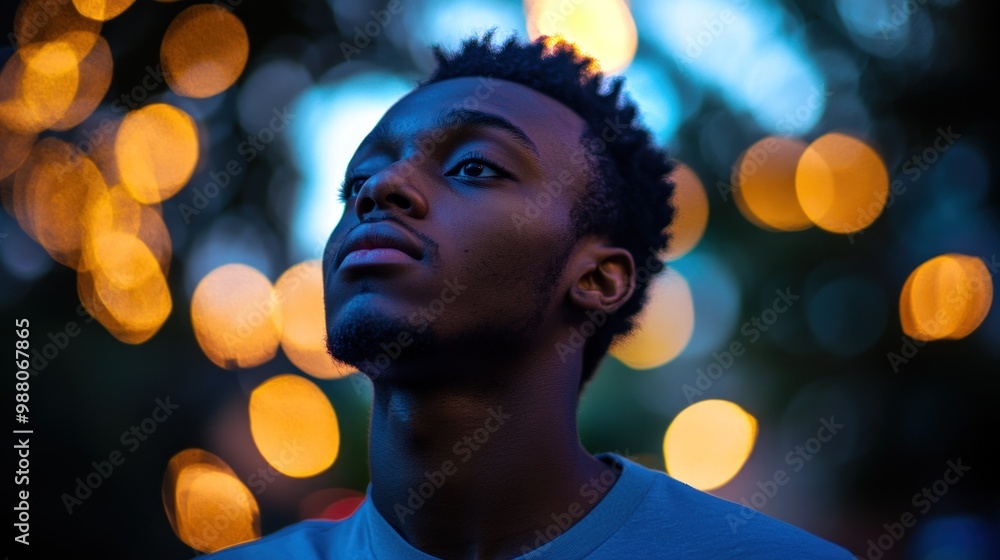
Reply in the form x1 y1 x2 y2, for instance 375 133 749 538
365 360 617 560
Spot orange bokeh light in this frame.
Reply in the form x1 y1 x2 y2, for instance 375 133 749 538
275 261 355 380
900 254 993 341
191 264 283 369
796 133 889 234
161 5 250 98
13 0 103 59
0 40 81 133
662 163 709 261
72 0 137 21
734 137 813 232
115 103 199 204
12 138 106 268
50 34 113 131
610 268 695 370
664 399 758 491
249 374 340 478
525 0 638 74
77 231 173 344
163 448 260 553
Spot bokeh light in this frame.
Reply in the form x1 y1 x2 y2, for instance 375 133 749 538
0 124 35 180
77 231 173 344
191 263 283 369
525 0 638 74
619 57 684 145
610 268 695 370
161 4 250 98
50 34 113 131
663 399 758 490
795 132 889 234
12 137 106 268
734 137 813 232
288 71 412 261
0 40 81 133
634 0 827 135
162 448 260 554
72 0 136 21
661 163 709 261
275 260 355 379
321 495 366 520
669 252 742 358
85 184 172 276
12 0 103 58
249 374 340 478
300 487 366 521
900 254 993 341
115 103 200 204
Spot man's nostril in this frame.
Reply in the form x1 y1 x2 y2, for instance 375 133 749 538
387 193 411 210
357 198 375 214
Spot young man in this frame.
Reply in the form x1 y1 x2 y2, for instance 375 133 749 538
208 32 854 559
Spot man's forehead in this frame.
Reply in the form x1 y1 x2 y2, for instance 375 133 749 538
373 76 588 152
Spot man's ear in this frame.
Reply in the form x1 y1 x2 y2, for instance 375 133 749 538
567 239 635 314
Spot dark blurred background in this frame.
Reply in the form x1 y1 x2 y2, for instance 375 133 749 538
2 0 998 558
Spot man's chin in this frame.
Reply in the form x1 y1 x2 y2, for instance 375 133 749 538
325 306 431 377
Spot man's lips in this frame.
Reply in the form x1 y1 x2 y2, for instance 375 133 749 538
334 221 425 269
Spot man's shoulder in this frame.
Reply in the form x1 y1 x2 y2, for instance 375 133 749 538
605 454 856 559
203 518 354 559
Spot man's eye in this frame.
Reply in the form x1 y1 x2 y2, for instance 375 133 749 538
448 159 504 179
349 177 367 193
340 176 367 199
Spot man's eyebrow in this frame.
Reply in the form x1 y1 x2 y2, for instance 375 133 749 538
436 109 540 159
352 108 542 166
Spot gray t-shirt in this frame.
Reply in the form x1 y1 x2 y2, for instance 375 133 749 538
205 453 855 559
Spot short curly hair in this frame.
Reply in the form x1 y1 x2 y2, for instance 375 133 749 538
422 31 676 389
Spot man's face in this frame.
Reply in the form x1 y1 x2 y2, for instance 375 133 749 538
322 76 591 377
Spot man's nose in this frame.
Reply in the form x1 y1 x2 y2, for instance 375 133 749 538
354 162 429 221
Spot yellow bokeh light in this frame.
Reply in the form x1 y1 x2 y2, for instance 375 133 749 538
664 399 758 491
13 0 103 59
525 0 637 74
163 448 260 554
662 163 709 261
249 374 340 478
0 124 35 180
610 268 695 370
72 0 137 21
191 264 283 369
795 132 889 234
275 261 356 380
161 5 250 98
900 254 993 341
84 185 171 274
734 137 813 232
115 103 199 204
0 40 81 133
50 34 113 131
77 232 173 344
85 116 124 185
12 138 106 268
